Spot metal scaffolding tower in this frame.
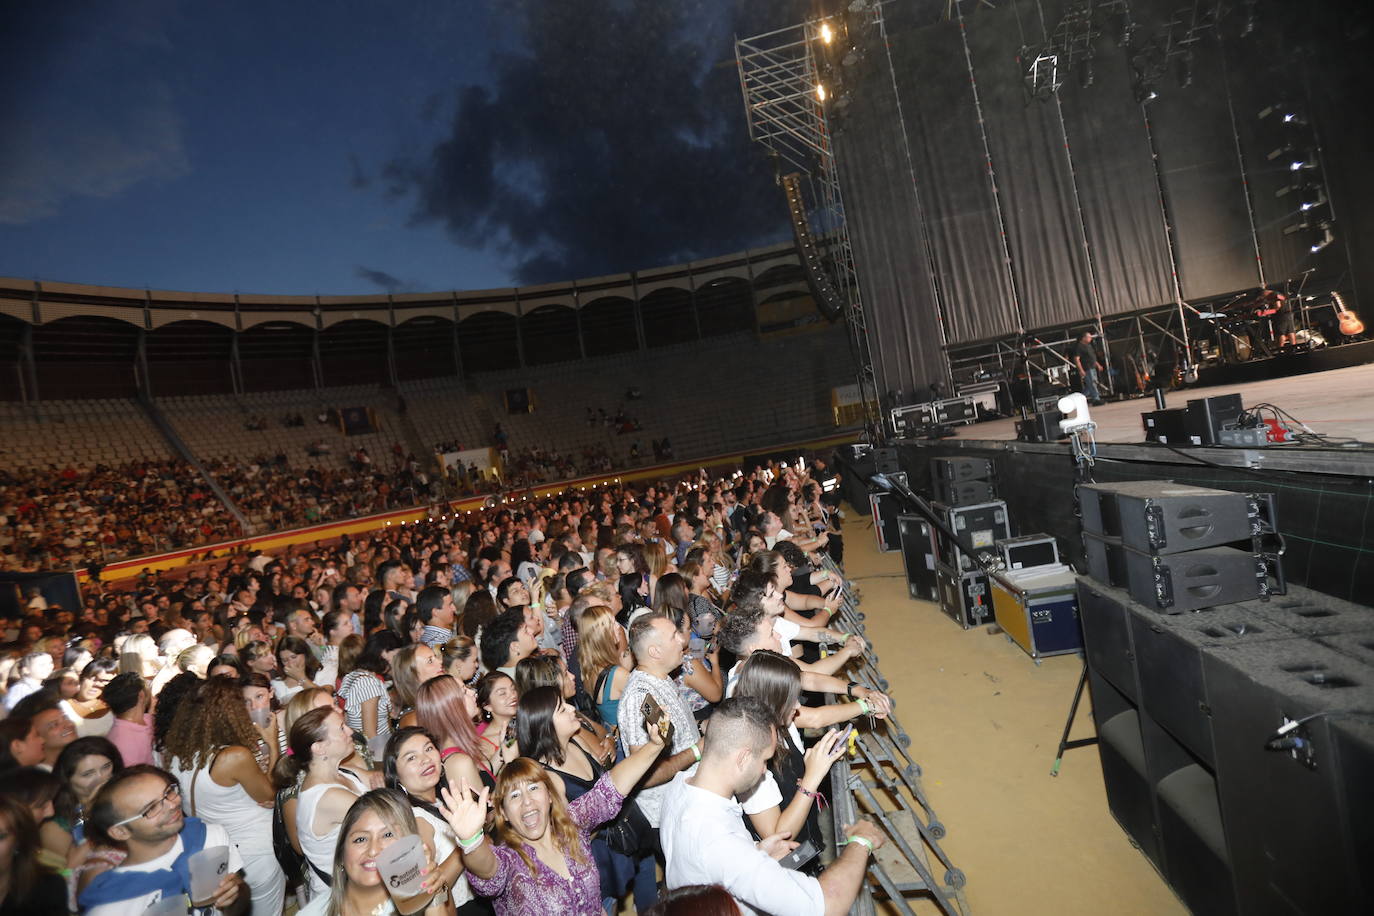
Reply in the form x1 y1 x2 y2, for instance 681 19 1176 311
735 10 882 432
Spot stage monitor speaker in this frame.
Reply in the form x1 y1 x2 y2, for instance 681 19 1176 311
1016 409 1066 442
874 446 901 475
930 456 994 482
932 478 996 507
1083 538 1273 612
1204 640 1374 913
897 514 939 602
1142 407 1190 444
1185 393 1244 446
1077 481 1272 554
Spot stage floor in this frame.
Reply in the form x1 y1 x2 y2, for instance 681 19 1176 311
948 362 1374 448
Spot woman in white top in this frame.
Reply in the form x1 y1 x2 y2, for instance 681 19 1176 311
276 705 369 899
163 675 285 915
337 631 401 757
272 635 322 704
60 658 117 737
383 727 477 911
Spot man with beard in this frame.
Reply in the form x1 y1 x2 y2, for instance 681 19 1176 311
659 695 885 915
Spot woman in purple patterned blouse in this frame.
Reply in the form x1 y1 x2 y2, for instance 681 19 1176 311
439 708 669 915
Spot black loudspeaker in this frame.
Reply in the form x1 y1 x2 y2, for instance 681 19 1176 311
1129 601 1297 769
1317 629 1374 666
1247 592 1374 638
1077 481 1269 554
1016 409 1065 442
931 456 993 482
897 515 939 602
935 565 992 628
1204 640 1374 913
1140 713 1237 916
1083 538 1271 612
1185 393 1244 446
1142 407 1190 443
874 446 901 475
932 479 996 506
1078 580 1140 702
1088 669 1164 872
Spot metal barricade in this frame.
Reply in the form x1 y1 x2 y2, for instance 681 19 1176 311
818 555 971 915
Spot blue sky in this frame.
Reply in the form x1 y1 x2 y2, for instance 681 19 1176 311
0 0 791 296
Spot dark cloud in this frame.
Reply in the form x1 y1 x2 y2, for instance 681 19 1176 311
383 0 797 284
355 265 404 291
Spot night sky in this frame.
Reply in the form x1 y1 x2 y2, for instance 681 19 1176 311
0 0 798 296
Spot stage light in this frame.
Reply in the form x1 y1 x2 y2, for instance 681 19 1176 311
816 83 827 101
1133 82 1158 104
1310 226 1334 253
819 23 834 44
1289 160 1305 171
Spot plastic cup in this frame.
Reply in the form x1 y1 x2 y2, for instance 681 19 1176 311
375 834 434 915
188 845 230 906
145 894 190 916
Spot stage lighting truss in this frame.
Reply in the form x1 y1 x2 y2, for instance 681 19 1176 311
1263 98 1335 255
735 6 884 429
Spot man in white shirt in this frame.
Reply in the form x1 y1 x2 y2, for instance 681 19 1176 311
661 695 885 915
81 765 248 915
2 651 52 711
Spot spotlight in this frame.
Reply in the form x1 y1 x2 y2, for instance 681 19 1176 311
1310 226 1334 253
820 22 834 44
816 83 827 102
1134 82 1158 104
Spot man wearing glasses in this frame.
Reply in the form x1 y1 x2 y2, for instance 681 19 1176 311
79 766 248 915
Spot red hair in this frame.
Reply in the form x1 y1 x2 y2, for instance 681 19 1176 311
414 675 480 757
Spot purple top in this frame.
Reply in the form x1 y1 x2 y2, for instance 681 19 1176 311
468 771 623 915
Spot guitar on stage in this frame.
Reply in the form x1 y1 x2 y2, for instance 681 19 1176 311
1333 292 1365 336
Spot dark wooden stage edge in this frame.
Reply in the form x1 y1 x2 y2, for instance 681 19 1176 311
1196 338 1374 387
856 364 1374 607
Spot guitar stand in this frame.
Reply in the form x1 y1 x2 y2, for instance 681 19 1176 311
1050 658 1098 777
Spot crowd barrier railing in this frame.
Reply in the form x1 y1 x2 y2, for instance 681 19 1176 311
819 554 971 916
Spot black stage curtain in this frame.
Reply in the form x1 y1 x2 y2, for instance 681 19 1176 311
835 0 1366 379
835 67 952 401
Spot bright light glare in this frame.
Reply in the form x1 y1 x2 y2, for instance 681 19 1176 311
820 23 834 43
816 83 827 101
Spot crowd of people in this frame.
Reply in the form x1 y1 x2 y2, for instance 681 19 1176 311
0 457 889 915
0 460 242 572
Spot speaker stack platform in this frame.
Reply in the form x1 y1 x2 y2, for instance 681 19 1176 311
1077 479 1374 915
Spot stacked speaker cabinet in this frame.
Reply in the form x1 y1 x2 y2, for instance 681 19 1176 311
931 498 1009 629
1078 481 1282 612
1078 576 1374 915
930 456 997 507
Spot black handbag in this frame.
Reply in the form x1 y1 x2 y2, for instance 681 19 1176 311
601 792 654 857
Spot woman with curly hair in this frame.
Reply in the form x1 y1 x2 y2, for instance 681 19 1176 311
151 670 202 757
163 676 285 914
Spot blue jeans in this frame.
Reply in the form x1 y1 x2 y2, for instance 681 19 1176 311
1081 366 1100 401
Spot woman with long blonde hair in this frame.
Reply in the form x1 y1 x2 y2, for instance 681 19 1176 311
438 715 667 915
575 604 631 731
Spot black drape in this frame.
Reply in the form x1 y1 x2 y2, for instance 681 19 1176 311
830 0 1366 386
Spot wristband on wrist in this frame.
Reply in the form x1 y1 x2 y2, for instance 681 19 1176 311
856 697 871 715
844 835 875 854
458 830 485 853
794 780 828 809
691 743 701 762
